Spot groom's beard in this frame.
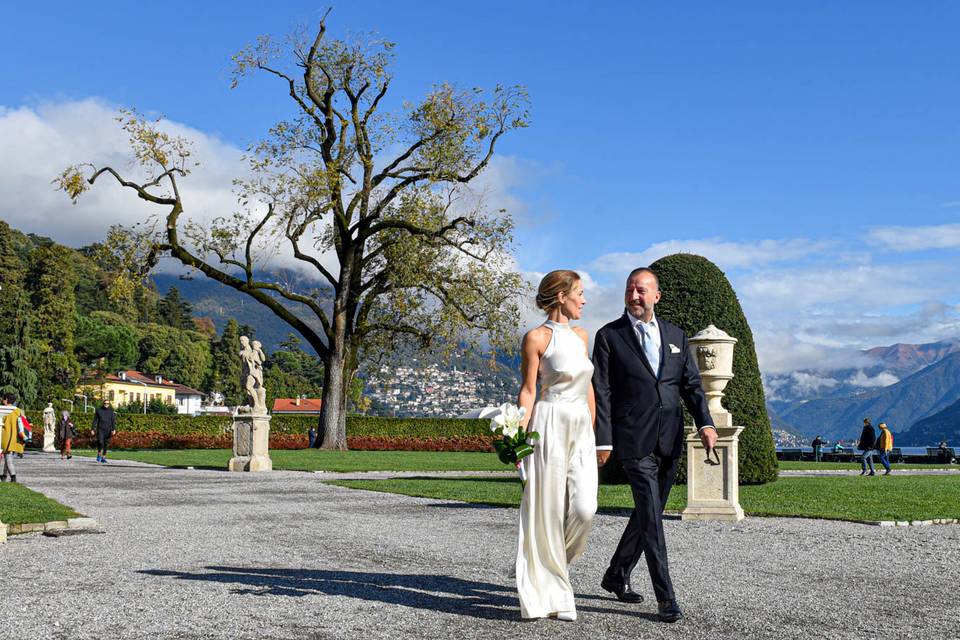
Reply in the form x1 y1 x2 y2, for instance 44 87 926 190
626 304 652 321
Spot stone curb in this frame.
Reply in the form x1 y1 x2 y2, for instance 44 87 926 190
4 516 98 538
863 518 959 527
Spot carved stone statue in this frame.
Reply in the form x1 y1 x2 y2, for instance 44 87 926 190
239 335 267 415
42 402 56 452
230 335 273 473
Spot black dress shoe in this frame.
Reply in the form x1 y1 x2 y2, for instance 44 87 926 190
657 599 683 623
601 574 644 603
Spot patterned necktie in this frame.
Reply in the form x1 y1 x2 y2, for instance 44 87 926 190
639 322 660 375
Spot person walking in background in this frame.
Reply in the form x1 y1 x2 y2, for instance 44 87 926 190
1 392 24 482
936 441 952 464
57 409 76 460
812 435 824 462
92 400 117 463
876 422 894 476
857 418 877 476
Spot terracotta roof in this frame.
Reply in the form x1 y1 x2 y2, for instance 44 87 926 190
272 398 322 413
103 370 177 388
170 383 204 396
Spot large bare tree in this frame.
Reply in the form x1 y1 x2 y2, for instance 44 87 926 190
59 15 529 448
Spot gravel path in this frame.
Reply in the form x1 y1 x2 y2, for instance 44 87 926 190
4 451 958 639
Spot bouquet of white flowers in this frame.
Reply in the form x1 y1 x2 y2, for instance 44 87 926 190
489 402 540 488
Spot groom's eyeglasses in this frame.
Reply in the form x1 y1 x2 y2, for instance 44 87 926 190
704 447 721 466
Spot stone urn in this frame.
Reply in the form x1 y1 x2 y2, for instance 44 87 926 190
689 324 737 427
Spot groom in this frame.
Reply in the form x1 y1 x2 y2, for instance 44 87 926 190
592 267 717 623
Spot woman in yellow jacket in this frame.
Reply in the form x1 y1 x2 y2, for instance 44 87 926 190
877 422 894 476
1 392 25 482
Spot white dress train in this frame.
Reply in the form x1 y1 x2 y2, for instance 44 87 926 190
516 320 598 619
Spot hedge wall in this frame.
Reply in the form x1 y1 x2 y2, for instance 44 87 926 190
28 415 492 451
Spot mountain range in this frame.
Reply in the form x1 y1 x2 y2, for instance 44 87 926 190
775 351 960 442
898 398 960 446
152 273 329 353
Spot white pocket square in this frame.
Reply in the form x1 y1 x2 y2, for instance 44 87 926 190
669 343 681 354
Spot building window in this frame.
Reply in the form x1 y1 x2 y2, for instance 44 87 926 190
109 390 115 401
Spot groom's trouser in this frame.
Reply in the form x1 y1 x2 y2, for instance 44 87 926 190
606 452 679 603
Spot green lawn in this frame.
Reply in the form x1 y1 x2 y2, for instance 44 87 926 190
329 475 960 522
0 483 80 526
778 461 957 471
74 449 960 475
72 448 506 472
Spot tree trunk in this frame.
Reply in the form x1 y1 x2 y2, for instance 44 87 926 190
317 346 349 449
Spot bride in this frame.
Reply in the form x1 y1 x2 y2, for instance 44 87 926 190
515 270 598 621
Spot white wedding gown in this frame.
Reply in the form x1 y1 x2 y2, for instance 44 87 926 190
516 320 598 619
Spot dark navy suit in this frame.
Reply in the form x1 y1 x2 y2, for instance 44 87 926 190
592 312 712 603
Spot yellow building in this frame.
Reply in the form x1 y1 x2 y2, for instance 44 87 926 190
78 370 177 408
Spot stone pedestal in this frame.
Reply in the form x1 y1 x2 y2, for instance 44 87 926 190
43 430 56 453
228 413 272 472
682 424 745 522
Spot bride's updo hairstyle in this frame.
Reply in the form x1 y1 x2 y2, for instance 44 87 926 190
536 270 580 312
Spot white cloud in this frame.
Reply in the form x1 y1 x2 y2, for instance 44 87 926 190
0 98 539 292
847 371 899 388
0 99 245 247
867 223 960 251
589 237 829 274
790 371 840 394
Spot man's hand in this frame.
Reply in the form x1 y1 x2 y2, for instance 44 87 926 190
700 426 718 451
597 450 611 467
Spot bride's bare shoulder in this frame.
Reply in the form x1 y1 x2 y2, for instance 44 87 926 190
521 325 551 354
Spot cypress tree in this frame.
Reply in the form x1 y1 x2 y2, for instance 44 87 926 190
27 244 81 403
158 286 193 329
208 319 244 405
0 222 39 406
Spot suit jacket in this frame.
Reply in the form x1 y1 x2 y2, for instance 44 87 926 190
593 313 713 460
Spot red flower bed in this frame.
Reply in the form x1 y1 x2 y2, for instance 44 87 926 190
64 431 494 452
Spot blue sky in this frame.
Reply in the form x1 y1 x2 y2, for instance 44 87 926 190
3 1 960 377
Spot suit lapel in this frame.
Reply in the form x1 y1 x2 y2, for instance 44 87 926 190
616 316 656 379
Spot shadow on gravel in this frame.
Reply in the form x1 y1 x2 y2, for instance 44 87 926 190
139 566 655 621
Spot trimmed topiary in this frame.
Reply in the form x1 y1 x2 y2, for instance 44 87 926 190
650 253 778 484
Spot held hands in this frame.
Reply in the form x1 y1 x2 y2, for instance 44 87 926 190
596 450 611 467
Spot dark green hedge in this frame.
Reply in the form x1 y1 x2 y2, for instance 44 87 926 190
651 254 778 484
65 412 489 438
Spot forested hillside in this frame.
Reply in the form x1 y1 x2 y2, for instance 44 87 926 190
0 221 329 410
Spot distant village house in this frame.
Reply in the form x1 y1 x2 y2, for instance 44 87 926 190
272 397 322 415
77 370 204 415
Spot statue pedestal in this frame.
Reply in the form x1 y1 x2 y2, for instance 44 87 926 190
682 421 745 522
228 413 272 472
43 430 56 453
